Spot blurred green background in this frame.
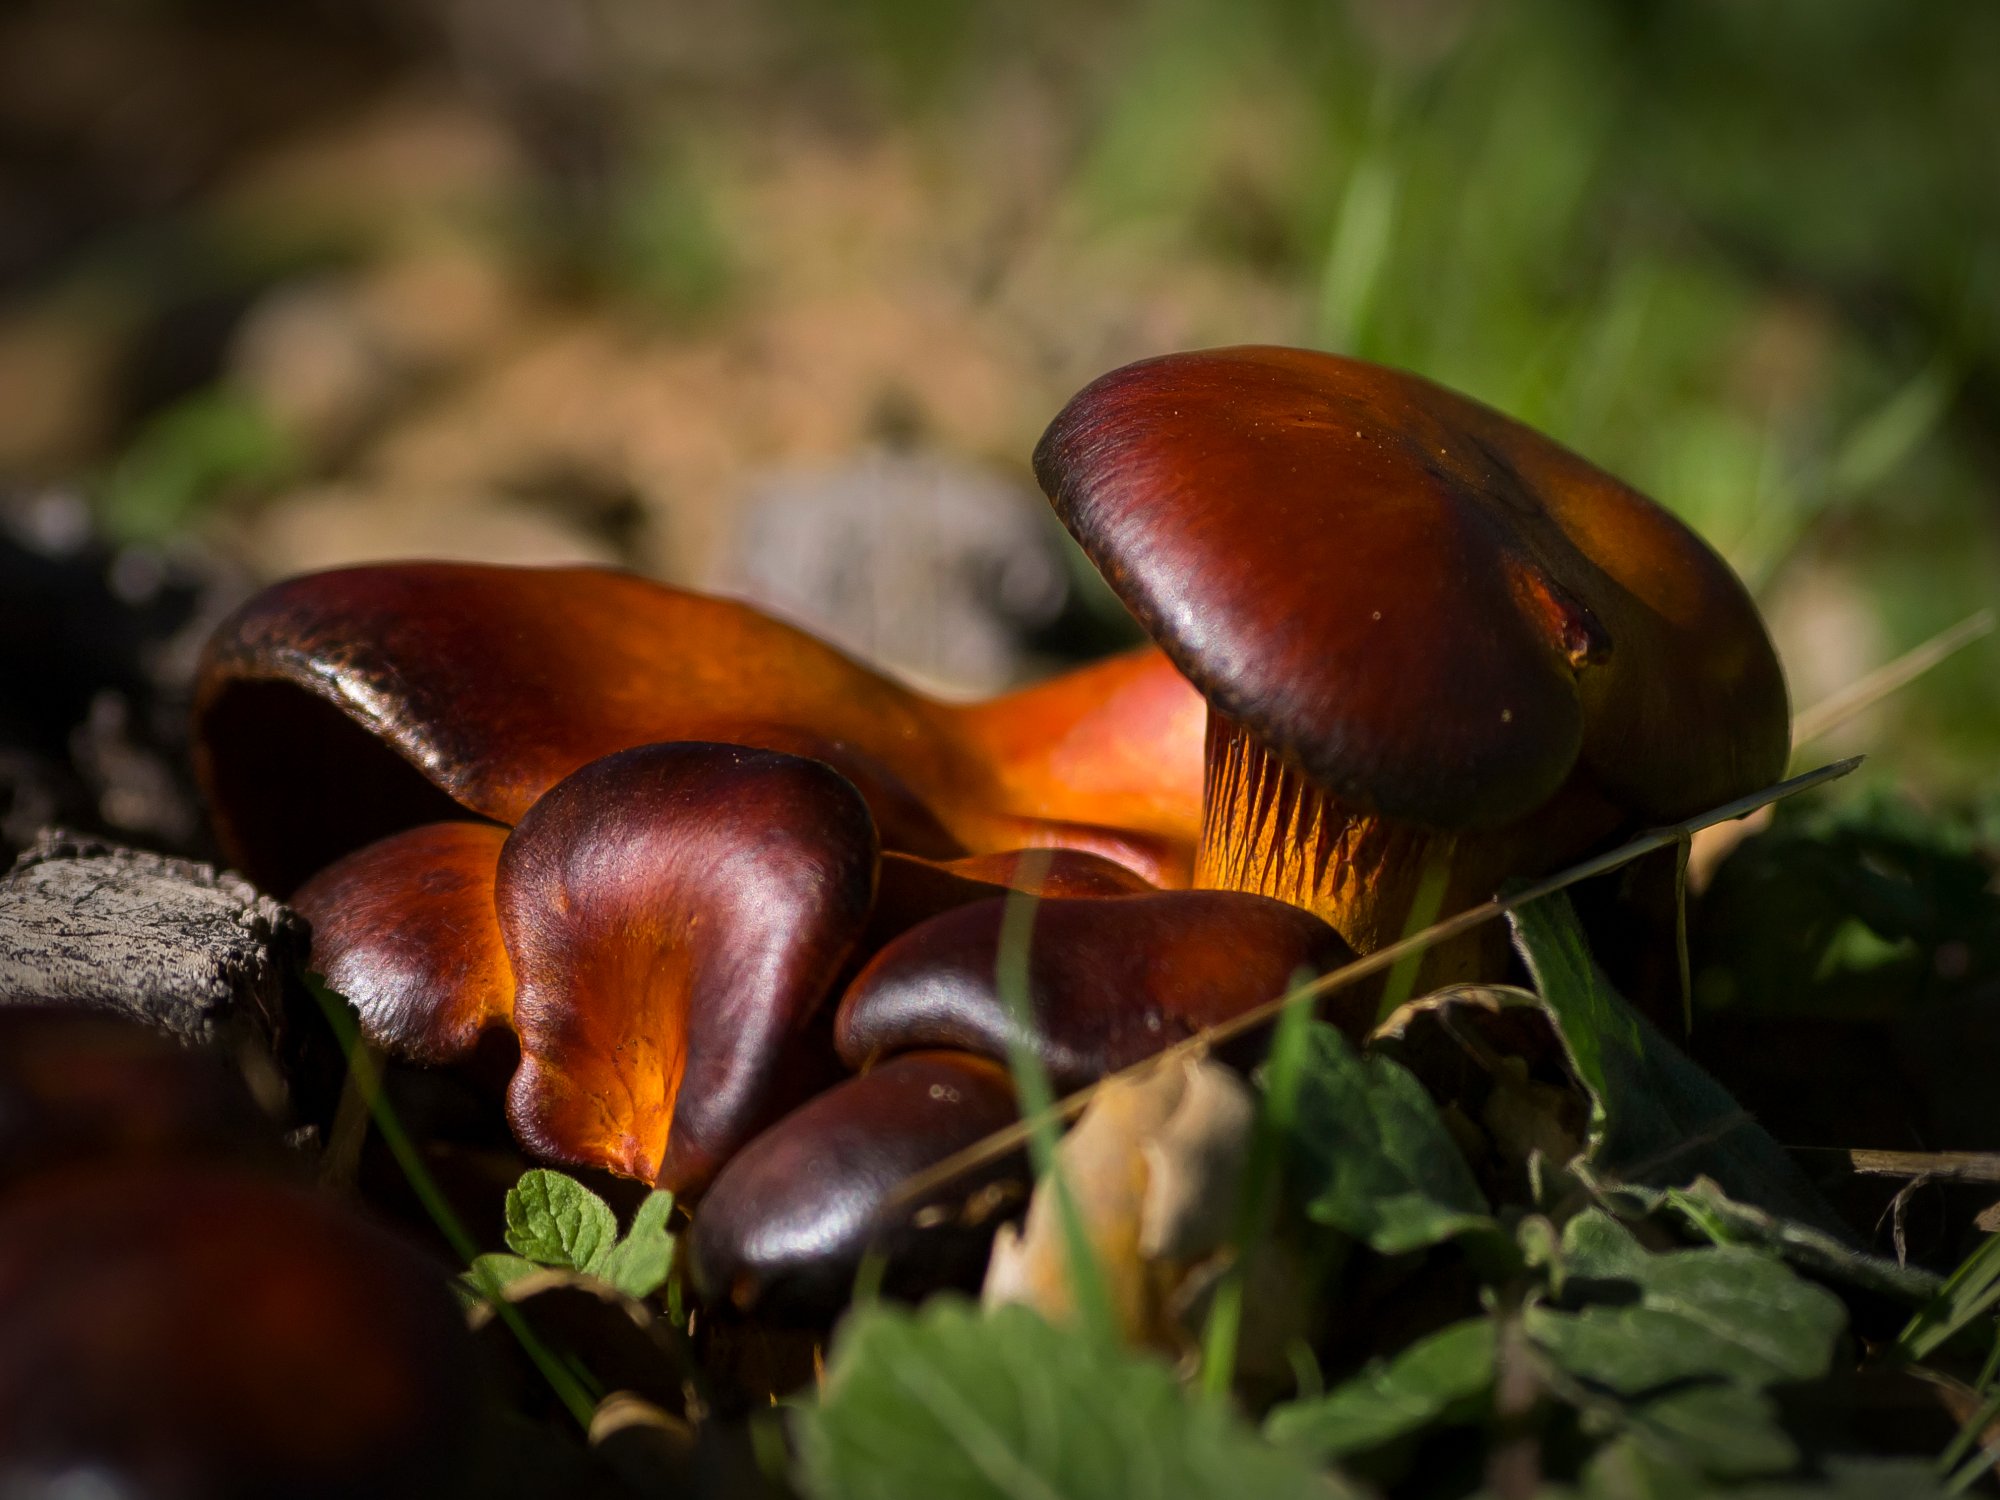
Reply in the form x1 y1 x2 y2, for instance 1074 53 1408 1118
3 0 1995 791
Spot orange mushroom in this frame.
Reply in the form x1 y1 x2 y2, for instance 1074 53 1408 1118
195 565 1204 895
293 822 513 1065
197 567 1210 1190
193 346 1788 1246
1035 346 1790 978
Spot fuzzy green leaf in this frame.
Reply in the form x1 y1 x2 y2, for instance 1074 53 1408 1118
503 1169 619 1275
1544 1210 1845 1392
1287 1023 1495 1254
597 1189 677 1299
796 1298 1355 1500
1266 1317 1495 1459
1576 1439 1952 1499
1615 1386 1797 1479
1656 1177 1938 1305
1508 894 1848 1238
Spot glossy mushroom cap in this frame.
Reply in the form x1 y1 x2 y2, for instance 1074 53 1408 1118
1036 346 1787 828
1034 346 1789 958
688 1051 1022 1321
293 821 514 1065
835 890 1363 1089
194 565 1204 895
296 743 880 1192
499 741 879 1193
0 1165 481 1499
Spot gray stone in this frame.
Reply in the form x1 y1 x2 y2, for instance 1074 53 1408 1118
0 830 300 1051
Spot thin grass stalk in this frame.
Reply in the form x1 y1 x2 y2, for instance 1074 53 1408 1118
992 850 1118 1346
887 757 1861 1213
306 976 599 1431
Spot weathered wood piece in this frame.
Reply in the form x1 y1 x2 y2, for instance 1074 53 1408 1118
0 830 300 1050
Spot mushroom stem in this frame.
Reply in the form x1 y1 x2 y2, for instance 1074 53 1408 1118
1194 712 1500 982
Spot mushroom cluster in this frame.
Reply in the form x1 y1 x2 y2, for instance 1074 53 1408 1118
194 346 1787 1313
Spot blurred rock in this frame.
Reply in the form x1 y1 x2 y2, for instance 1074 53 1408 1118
709 449 1069 694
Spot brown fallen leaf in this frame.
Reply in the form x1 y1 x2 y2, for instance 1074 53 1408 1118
982 1054 1254 1349
1372 984 1587 1199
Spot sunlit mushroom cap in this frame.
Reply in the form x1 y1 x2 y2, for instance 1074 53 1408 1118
293 821 514 1065
195 564 1204 893
1035 346 1790 829
498 741 879 1193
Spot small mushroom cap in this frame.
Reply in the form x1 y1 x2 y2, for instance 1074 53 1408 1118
687 1051 1022 1321
499 741 879 1193
835 890 1362 1089
293 820 514 1063
0 1165 481 1499
195 564 1204 893
1035 346 1789 828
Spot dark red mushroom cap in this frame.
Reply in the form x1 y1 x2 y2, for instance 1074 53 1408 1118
1034 346 1790 829
688 1051 1021 1320
0 1165 481 1499
293 821 514 1064
498 741 879 1193
835 890 1362 1089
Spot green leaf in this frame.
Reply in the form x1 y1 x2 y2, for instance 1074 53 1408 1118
1508 894 1849 1238
461 1252 542 1300
1547 1211 1845 1390
503 1169 619 1275
1743 1461 1955 1500
1898 1230 2000 1361
1287 1023 1496 1254
1529 1211 1844 1482
101 385 293 542
1654 1177 1938 1305
1266 1317 1494 1459
795 1298 1356 1500
1617 1386 1797 1479
1580 1441 1951 1499
597 1190 678 1300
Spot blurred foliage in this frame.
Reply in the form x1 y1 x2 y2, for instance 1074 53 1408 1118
4 0 1995 781
99 384 293 543
1695 790 2000 1023
832 0 2000 784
